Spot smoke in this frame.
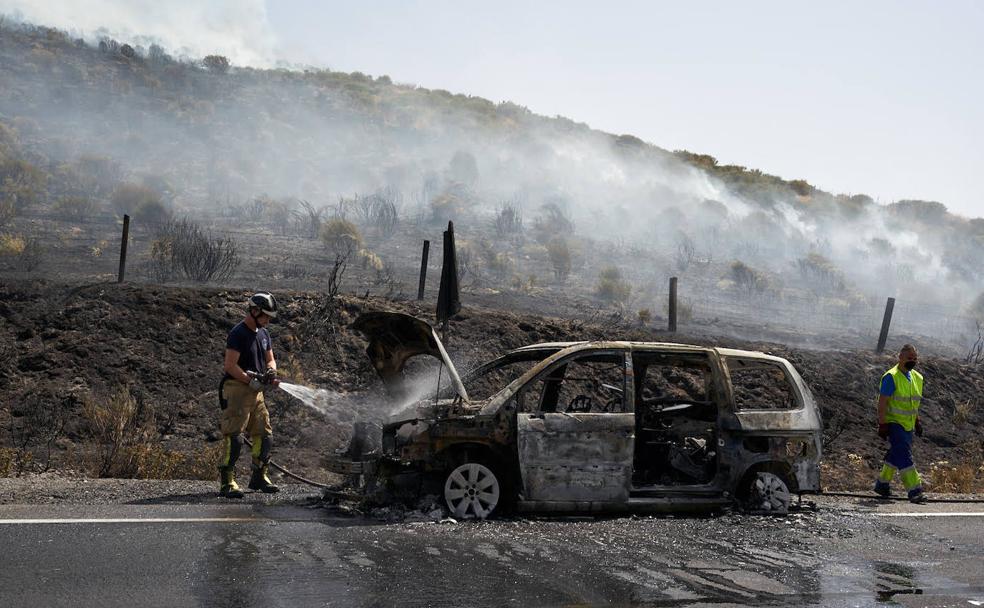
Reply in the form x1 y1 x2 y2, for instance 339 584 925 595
0 0 277 66
1 13 980 351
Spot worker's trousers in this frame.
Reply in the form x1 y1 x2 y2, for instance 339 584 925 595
877 422 922 496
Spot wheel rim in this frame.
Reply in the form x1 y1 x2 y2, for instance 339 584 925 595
750 472 790 512
444 463 500 519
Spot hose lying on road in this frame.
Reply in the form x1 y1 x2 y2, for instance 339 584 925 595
819 491 984 503
243 437 345 495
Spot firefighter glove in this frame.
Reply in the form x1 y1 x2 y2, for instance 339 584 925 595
915 419 924 437
248 375 263 391
877 423 890 440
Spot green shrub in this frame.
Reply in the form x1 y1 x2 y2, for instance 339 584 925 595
596 266 631 302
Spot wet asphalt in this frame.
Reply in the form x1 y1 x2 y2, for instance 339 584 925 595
1 495 983 607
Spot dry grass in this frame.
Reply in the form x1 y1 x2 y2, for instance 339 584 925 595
821 452 876 491
953 400 976 426
0 447 16 477
926 460 983 493
181 443 225 481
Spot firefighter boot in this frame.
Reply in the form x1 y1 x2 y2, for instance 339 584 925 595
219 466 244 499
248 463 279 493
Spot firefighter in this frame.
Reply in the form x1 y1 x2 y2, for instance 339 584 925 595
217 292 281 498
873 344 927 503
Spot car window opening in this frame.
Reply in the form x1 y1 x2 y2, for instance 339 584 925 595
632 353 717 487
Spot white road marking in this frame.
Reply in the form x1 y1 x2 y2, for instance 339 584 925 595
0 517 264 525
874 512 984 518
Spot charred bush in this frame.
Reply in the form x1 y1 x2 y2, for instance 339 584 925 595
493 203 523 237
546 237 572 282
150 218 240 283
533 201 575 244
53 195 99 222
728 260 771 296
675 234 694 272
6 390 71 473
352 189 401 236
202 54 230 74
796 252 847 294
294 199 326 239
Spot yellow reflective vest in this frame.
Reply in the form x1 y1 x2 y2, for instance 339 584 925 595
882 365 923 431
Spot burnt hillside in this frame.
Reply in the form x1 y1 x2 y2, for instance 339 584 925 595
1 279 981 489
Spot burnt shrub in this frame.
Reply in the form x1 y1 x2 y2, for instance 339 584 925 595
728 260 771 296
352 189 401 236
53 195 99 222
546 237 572 281
150 218 240 283
493 203 523 237
202 54 230 74
533 201 575 244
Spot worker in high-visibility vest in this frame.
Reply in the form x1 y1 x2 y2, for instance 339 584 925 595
873 343 927 503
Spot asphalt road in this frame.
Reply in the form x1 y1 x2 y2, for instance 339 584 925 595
1 495 983 608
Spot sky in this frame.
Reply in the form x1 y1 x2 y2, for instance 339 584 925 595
3 0 983 218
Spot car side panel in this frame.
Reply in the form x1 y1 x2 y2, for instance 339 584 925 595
517 412 634 503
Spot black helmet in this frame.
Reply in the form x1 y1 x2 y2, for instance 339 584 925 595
248 292 277 318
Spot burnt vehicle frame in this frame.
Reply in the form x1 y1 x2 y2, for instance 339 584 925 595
331 312 822 518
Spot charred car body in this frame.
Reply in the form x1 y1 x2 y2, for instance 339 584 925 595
329 312 822 518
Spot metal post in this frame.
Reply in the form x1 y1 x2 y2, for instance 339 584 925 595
117 214 130 283
417 239 430 300
876 297 895 353
668 276 678 332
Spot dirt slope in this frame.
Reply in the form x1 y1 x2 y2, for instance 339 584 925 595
2 279 982 489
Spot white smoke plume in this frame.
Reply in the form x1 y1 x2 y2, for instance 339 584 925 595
0 0 277 66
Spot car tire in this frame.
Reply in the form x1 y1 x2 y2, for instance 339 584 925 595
443 460 506 520
740 471 791 515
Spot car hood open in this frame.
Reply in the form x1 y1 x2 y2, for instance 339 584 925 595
351 312 469 402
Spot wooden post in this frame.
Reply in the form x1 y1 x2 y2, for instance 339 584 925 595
417 239 430 300
876 297 895 353
117 214 130 283
668 276 678 332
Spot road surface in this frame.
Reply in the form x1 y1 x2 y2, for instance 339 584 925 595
1 490 983 607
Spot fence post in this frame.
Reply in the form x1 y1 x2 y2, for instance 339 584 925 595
668 276 678 332
417 239 430 300
876 297 895 353
117 214 130 283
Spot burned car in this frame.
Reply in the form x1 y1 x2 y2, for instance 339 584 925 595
329 312 822 519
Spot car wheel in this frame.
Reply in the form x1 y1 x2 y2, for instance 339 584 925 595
444 462 501 520
741 471 791 515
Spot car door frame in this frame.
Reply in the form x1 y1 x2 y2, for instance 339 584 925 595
512 347 635 506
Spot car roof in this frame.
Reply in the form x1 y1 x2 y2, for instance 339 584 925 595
509 341 784 361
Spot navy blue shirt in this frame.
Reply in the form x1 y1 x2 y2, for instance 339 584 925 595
225 321 271 379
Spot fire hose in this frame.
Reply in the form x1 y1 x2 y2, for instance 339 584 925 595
240 436 362 500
